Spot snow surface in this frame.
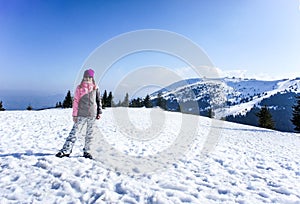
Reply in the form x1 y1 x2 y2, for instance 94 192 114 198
0 108 300 203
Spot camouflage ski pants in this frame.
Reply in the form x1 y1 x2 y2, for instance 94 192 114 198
61 117 95 154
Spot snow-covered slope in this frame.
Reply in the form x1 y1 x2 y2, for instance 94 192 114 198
0 108 300 203
222 77 300 117
151 77 300 118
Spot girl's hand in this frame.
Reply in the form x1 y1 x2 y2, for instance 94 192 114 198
96 114 101 120
73 116 78 123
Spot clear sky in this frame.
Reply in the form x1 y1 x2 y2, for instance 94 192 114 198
1 0 300 99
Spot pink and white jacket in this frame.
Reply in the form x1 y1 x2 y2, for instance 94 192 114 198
72 82 102 117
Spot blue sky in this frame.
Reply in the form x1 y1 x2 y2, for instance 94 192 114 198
0 0 300 99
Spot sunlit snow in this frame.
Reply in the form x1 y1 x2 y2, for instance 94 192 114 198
0 108 299 203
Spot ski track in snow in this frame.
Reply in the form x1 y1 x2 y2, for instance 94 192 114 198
0 108 300 204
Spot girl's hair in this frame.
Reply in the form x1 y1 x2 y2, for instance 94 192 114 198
79 77 97 90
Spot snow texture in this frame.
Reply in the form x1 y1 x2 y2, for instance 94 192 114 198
0 108 300 203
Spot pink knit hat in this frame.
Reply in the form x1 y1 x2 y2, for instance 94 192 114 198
84 69 94 78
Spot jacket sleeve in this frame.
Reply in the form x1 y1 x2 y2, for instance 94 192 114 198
72 86 80 117
96 88 102 115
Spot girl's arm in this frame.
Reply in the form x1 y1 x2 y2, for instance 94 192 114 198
72 86 80 117
96 89 102 119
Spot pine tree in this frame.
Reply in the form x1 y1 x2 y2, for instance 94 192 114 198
129 98 135 107
56 102 62 108
102 90 108 108
62 90 73 108
107 91 113 107
27 105 33 111
156 93 167 110
143 95 153 108
116 100 122 107
176 102 181 112
208 108 214 118
256 105 275 129
291 95 300 132
130 97 143 107
0 100 5 111
121 93 129 107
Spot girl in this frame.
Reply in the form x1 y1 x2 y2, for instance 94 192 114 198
56 69 102 159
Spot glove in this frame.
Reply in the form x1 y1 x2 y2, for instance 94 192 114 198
96 114 101 120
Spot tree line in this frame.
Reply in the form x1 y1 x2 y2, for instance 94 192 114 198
55 90 300 132
234 95 300 132
55 90 167 110
97 90 168 110
1 92 300 133
254 95 300 132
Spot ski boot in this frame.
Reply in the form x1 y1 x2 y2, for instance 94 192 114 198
83 152 93 159
55 151 70 158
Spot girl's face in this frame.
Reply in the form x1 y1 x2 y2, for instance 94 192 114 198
84 76 93 83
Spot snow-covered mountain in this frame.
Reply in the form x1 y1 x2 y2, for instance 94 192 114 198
151 77 300 132
0 108 299 203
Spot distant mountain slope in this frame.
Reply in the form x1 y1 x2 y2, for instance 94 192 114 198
226 92 298 132
151 77 300 132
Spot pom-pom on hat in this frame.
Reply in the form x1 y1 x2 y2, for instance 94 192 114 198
84 69 95 78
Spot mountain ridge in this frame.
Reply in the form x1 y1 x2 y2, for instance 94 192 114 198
150 77 300 132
